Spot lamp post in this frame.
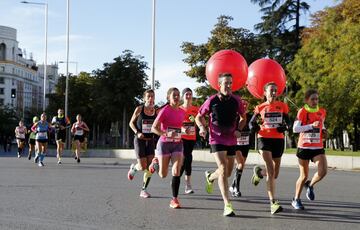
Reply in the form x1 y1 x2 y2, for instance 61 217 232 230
151 0 156 90
59 61 78 75
21 1 48 112
64 0 71 149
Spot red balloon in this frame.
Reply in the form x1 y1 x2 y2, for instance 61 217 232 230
205 50 248 91
246 58 286 99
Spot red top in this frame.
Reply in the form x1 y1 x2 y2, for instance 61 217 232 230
297 107 326 148
180 105 199 141
254 101 289 139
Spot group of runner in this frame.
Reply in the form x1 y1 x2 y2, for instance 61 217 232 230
14 109 89 167
127 72 328 217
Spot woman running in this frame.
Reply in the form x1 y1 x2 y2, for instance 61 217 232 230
31 113 51 167
28 116 39 160
179 88 199 194
150 87 187 209
128 89 157 198
15 120 27 158
291 89 327 210
71 114 90 163
229 99 250 197
249 82 291 214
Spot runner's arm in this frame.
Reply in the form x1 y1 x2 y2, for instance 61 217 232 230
129 106 141 134
249 114 260 133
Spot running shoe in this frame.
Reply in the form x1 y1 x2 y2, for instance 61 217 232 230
223 203 235 217
140 190 151 198
229 186 241 197
127 163 136 180
185 184 194 194
251 165 263 186
38 161 44 167
169 198 181 209
149 157 159 174
204 171 214 194
271 200 283 214
34 155 39 163
304 180 315 201
17 153 21 158
57 160 62 165
291 198 305 210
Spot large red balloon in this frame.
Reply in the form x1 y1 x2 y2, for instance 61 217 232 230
246 58 286 99
205 50 248 91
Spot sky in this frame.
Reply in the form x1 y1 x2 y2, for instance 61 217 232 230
0 0 338 103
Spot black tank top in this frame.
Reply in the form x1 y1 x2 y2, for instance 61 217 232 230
136 105 156 138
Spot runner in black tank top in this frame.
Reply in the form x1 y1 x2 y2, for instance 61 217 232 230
128 89 157 198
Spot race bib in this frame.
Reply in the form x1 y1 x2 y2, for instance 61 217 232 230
142 119 154 134
75 129 84 136
303 128 321 143
166 127 181 142
264 112 282 128
237 131 250 146
183 122 196 136
37 131 48 139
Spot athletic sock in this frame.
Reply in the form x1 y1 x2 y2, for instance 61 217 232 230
134 163 141 171
235 169 243 190
142 169 152 190
171 176 181 198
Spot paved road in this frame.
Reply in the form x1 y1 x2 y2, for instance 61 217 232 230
0 155 359 230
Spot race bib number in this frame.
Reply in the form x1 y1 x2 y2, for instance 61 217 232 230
17 132 25 139
142 119 154 134
183 122 196 136
37 132 48 139
166 127 181 142
303 128 321 143
75 129 84 136
264 112 282 128
237 131 250 146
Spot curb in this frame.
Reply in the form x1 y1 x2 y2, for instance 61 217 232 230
44 149 360 171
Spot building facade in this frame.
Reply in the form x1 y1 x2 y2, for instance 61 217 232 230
0 25 59 118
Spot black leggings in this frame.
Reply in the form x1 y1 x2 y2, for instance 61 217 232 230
180 139 196 177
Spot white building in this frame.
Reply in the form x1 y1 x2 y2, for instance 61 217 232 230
0 25 59 118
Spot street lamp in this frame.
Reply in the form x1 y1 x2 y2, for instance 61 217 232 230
65 0 71 149
59 61 78 75
151 0 156 90
21 1 48 112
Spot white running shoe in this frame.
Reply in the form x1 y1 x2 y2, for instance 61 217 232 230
185 184 194 194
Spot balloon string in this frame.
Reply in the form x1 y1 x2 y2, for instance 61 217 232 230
284 96 299 109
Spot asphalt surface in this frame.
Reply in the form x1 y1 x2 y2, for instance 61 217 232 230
0 153 359 230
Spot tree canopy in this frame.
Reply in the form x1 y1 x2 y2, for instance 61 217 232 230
288 0 360 145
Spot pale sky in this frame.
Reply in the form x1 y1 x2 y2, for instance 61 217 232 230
0 0 338 103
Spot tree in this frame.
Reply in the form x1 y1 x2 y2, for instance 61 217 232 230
181 15 265 103
93 50 151 147
0 106 18 137
251 0 310 65
287 0 360 150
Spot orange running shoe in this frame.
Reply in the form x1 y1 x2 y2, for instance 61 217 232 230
169 198 181 209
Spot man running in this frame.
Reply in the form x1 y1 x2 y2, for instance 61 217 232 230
51 109 70 164
195 73 246 217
